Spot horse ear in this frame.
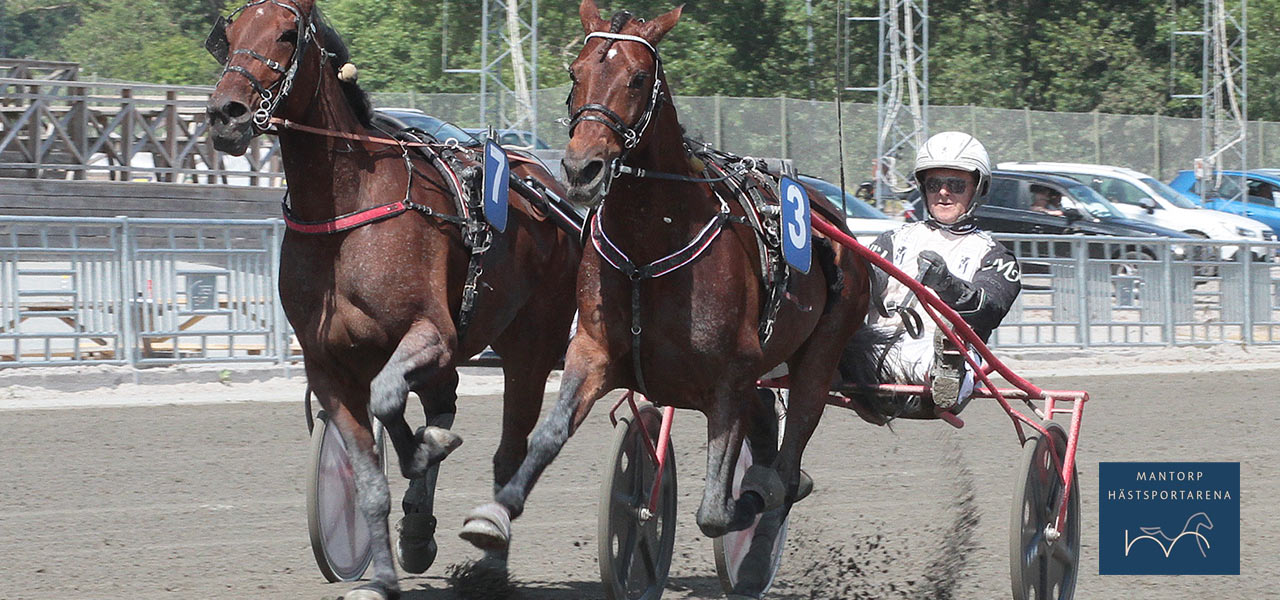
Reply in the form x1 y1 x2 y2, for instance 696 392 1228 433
639 4 683 44
579 0 607 34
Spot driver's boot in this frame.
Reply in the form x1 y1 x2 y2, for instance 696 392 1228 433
929 328 966 412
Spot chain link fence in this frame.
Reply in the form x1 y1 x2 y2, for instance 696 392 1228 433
371 87 1280 185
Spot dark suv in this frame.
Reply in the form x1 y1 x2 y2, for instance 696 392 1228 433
908 171 1191 271
910 171 1191 239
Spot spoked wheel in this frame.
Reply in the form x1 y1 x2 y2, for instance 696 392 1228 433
599 401 678 600
714 388 790 598
306 409 385 582
1010 420 1080 600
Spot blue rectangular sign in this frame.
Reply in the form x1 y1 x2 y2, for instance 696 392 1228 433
778 176 811 273
483 140 510 233
1098 462 1239 575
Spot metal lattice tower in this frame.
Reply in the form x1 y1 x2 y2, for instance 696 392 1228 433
443 0 539 137
1173 0 1247 202
845 0 929 207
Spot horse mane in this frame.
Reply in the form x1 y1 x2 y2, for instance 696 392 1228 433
316 17 373 127
609 10 633 33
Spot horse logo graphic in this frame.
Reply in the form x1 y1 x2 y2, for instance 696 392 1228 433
1124 512 1214 558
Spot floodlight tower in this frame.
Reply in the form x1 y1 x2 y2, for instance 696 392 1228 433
1172 0 1247 203
443 0 539 137
845 0 929 208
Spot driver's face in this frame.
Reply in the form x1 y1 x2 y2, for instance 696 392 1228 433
923 168 978 224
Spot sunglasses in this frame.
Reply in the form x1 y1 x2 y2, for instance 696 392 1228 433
924 176 970 195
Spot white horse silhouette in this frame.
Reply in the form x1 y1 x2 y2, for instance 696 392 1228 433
1124 512 1214 558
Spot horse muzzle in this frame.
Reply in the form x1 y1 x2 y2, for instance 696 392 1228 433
206 96 256 156
562 155 610 208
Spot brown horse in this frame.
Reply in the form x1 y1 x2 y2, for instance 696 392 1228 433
461 1 876 597
205 1 579 598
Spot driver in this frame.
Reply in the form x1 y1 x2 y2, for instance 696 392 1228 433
852 132 1022 417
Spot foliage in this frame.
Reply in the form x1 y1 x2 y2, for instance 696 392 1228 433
1 0 1275 121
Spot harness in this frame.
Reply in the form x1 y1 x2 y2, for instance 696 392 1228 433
567 31 795 394
206 1 585 335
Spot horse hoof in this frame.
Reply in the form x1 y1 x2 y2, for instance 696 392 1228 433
459 502 512 551
794 469 814 503
727 595 760 600
396 513 439 574
402 426 463 478
740 465 785 512
342 586 389 600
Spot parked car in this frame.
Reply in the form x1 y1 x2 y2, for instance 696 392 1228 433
906 171 1191 272
997 161 1273 259
1167 170 1280 236
463 128 551 150
373 108 479 145
797 174 900 244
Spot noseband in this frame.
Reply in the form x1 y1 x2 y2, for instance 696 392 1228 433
206 0 327 131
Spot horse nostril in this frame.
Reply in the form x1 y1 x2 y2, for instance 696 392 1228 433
578 159 604 184
225 101 249 119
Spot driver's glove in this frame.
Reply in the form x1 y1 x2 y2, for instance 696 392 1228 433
916 250 979 308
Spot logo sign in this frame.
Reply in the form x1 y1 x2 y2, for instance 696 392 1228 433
1099 462 1239 575
778 176 811 273
483 140 510 233
185 274 218 312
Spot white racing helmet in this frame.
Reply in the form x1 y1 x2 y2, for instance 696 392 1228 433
913 131 991 230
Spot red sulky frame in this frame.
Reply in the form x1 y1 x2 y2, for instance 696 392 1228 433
607 214 1088 543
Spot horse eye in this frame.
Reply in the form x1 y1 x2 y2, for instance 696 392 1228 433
278 29 298 43
567 68 578 83
628 72 649 89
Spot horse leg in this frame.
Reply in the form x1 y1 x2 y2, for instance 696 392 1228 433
313 379 400 599
488 292 574 492
694 385 773 539
395 369 459 575
460 337 616 552
369 321 463 481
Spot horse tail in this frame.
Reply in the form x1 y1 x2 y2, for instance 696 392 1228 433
837 324 904 390
814 236 844 316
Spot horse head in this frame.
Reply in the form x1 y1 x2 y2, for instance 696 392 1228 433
206 0 364 155
562 0 683 206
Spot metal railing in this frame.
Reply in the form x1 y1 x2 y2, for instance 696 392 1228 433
990 233 1280 348
1 216 289 367
4 218 1280 367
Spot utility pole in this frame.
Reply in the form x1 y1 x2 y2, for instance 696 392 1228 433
1172 0 1247 202
845 0 929 208
442 0 539 137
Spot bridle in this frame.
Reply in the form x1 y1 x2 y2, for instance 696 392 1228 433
206 0 327 131
566 32 666 189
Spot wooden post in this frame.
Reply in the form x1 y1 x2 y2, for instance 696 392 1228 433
120 88 134 182
164 90 178 183
714 95 723 148
1024 107 1033 158
1153 114 1162 179
70 84 87 180
1093 110 1101 164
779 95 788 159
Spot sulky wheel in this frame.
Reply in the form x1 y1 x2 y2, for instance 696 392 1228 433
1010 420 1080 600
306 410 384 582
714 389 790 598
598 401 678 600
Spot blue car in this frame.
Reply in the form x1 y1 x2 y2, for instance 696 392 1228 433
1168 169 1280 235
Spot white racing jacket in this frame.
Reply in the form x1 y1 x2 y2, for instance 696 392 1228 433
868 221 1021 344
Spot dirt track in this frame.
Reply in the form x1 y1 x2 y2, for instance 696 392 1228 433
1 368 1277 599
